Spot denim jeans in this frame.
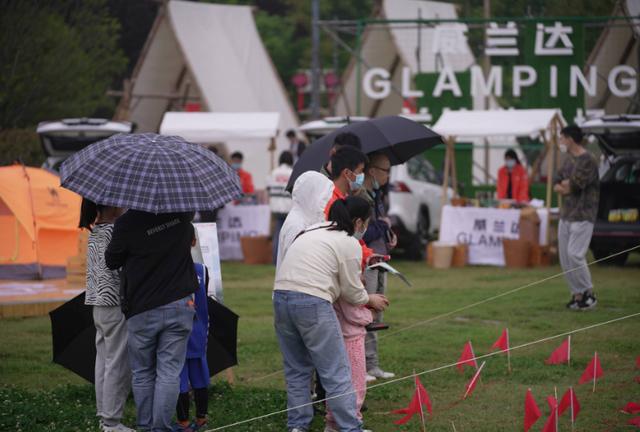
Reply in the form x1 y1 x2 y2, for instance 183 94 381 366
127 296 195 432
273 290 362 432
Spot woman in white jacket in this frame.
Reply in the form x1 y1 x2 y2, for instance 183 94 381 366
273 196 389 432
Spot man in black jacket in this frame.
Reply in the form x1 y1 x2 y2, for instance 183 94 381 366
106 210 198 432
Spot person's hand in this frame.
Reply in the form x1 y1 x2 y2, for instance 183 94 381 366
366 254 386 266
367 293 389 311
388 232 398 249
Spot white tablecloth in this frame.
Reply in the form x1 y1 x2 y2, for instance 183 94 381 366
438 205 549 266
216 205 271 261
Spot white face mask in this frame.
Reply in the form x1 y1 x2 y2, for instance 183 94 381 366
505 159 516 169
352 219 367 240
559 144 568 153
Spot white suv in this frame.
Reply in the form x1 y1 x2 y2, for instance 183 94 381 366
37 118 134 172
299 117 452 259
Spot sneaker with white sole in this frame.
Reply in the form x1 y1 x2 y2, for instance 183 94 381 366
368 367 395 379
102 424 136 432
577 293 597 310
365 373 377 383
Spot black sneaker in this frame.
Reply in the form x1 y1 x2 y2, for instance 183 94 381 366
566 297 579 310
577 293 597 310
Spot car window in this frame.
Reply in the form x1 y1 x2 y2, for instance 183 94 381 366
407 157 439 184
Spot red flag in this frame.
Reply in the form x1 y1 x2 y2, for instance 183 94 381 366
524 389 541 432
541 409 558 432
558 388 581 421
545 338 570 365
622 402 640 414
457 341 478 372
636 356 640 369
578 352 603 385
492 328 509 352
463 361 485 399
391 376 432 425
546 395 557 413
629 417 640 427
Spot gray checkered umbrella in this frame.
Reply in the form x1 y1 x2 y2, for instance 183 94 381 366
60 133 242 213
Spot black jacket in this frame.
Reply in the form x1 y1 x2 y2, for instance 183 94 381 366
105 210 198 319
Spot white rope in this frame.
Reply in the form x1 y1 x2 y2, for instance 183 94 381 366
248 243 640 383
205 311 640 431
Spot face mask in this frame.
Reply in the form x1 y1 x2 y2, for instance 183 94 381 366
349 172 365 191
505 159 516 169
231 163 241 170
559 144 568 153
372 178 381 190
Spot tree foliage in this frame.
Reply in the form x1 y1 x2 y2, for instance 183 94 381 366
0 0 126 130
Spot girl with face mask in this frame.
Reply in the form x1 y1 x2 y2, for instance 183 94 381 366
273 196 389 432
497 149 530 203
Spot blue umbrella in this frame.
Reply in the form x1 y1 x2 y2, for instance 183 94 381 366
60 133 242 213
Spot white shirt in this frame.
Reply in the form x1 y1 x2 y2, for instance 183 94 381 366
274 223 369 306
266 164 293 215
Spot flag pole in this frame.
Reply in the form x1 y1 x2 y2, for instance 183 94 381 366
451 420 458 432
554 386 559 432
593 352 597 393
567 335 571 367
570 386 575 431
506 328 512 373
414 371 427 432
463 361 486 399
470 340 478 369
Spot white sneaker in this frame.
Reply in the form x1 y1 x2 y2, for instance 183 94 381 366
368 367 395 379
102 424 136 432
291 428 307 432
365 373 377 383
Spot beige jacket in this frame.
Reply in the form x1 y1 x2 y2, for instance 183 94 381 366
274 223 369 305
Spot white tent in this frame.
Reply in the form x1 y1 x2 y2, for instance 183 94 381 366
160 112 280 142
160 112 281 188
433 109 567 187
434 109 565 138
334 0 490 118
120 0 298 188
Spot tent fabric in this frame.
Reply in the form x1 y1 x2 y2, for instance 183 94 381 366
433 109 565 138
128 1 298 144
159 112 280 142
0 165 81 279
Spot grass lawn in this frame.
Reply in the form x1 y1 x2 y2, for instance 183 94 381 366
1 258 639 431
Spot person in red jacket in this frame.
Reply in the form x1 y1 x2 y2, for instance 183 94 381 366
497 149 530 202
230 151 255 195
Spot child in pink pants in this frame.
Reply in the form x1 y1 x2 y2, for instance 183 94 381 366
325 297 373 431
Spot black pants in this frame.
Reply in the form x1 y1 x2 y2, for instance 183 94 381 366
176 388 208 422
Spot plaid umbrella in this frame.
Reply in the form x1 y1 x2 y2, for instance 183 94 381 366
60 133 242 213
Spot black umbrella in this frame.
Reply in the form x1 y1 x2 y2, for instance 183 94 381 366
206 297 239 376
49 292 97 383
49 293 239 382
287 116 442 191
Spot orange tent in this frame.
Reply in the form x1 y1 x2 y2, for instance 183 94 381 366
0 165 81 279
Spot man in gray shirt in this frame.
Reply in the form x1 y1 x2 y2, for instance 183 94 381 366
554 125 599 310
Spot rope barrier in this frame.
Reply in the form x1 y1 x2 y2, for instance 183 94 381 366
249 243 640 383
206 311 640 431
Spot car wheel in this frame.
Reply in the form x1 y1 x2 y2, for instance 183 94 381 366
591 247 629 266
406 210 430 261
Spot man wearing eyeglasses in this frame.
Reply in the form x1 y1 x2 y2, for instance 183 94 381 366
356 152 398 382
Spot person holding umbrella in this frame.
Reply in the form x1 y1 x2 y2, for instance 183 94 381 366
60 133 243 432
355 152 397 382
79 199 133 432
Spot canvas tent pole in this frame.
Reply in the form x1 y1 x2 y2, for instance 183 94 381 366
21 165 43 279
441 136 454 207
545 117 559 246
